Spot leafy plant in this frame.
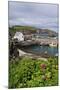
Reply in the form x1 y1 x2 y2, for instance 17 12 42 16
9 56 58 88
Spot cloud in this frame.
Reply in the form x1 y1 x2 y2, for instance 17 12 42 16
8 1 59 32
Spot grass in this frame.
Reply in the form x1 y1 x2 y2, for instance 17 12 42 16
9 25 36 34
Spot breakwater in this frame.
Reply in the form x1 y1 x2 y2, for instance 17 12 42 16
19 37 58 47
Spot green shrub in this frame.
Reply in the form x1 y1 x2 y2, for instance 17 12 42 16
9 56 58 88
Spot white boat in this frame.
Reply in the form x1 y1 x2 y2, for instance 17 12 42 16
49 42 57 47
55 53 58 56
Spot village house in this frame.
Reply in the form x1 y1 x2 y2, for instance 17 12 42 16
13 32 24 42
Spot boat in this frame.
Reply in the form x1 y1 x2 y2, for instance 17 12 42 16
49 42 57 47
44 51 48 54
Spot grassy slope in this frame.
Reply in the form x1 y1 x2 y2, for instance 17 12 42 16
9 26 36 32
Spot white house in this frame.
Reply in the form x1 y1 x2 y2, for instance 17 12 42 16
13 32 24 41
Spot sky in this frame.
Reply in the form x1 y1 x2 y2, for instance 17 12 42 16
8 1 59 32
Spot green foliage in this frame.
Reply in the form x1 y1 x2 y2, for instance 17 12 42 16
9 56 58 88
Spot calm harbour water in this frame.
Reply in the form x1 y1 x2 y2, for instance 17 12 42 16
22 45 58 56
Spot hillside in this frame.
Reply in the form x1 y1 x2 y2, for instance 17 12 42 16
9 25 58 37
38 29 58 37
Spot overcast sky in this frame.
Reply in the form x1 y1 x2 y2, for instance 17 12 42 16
8 1 59 32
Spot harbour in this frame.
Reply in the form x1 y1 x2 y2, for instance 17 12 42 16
20 45 58 57
12 32 58 58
